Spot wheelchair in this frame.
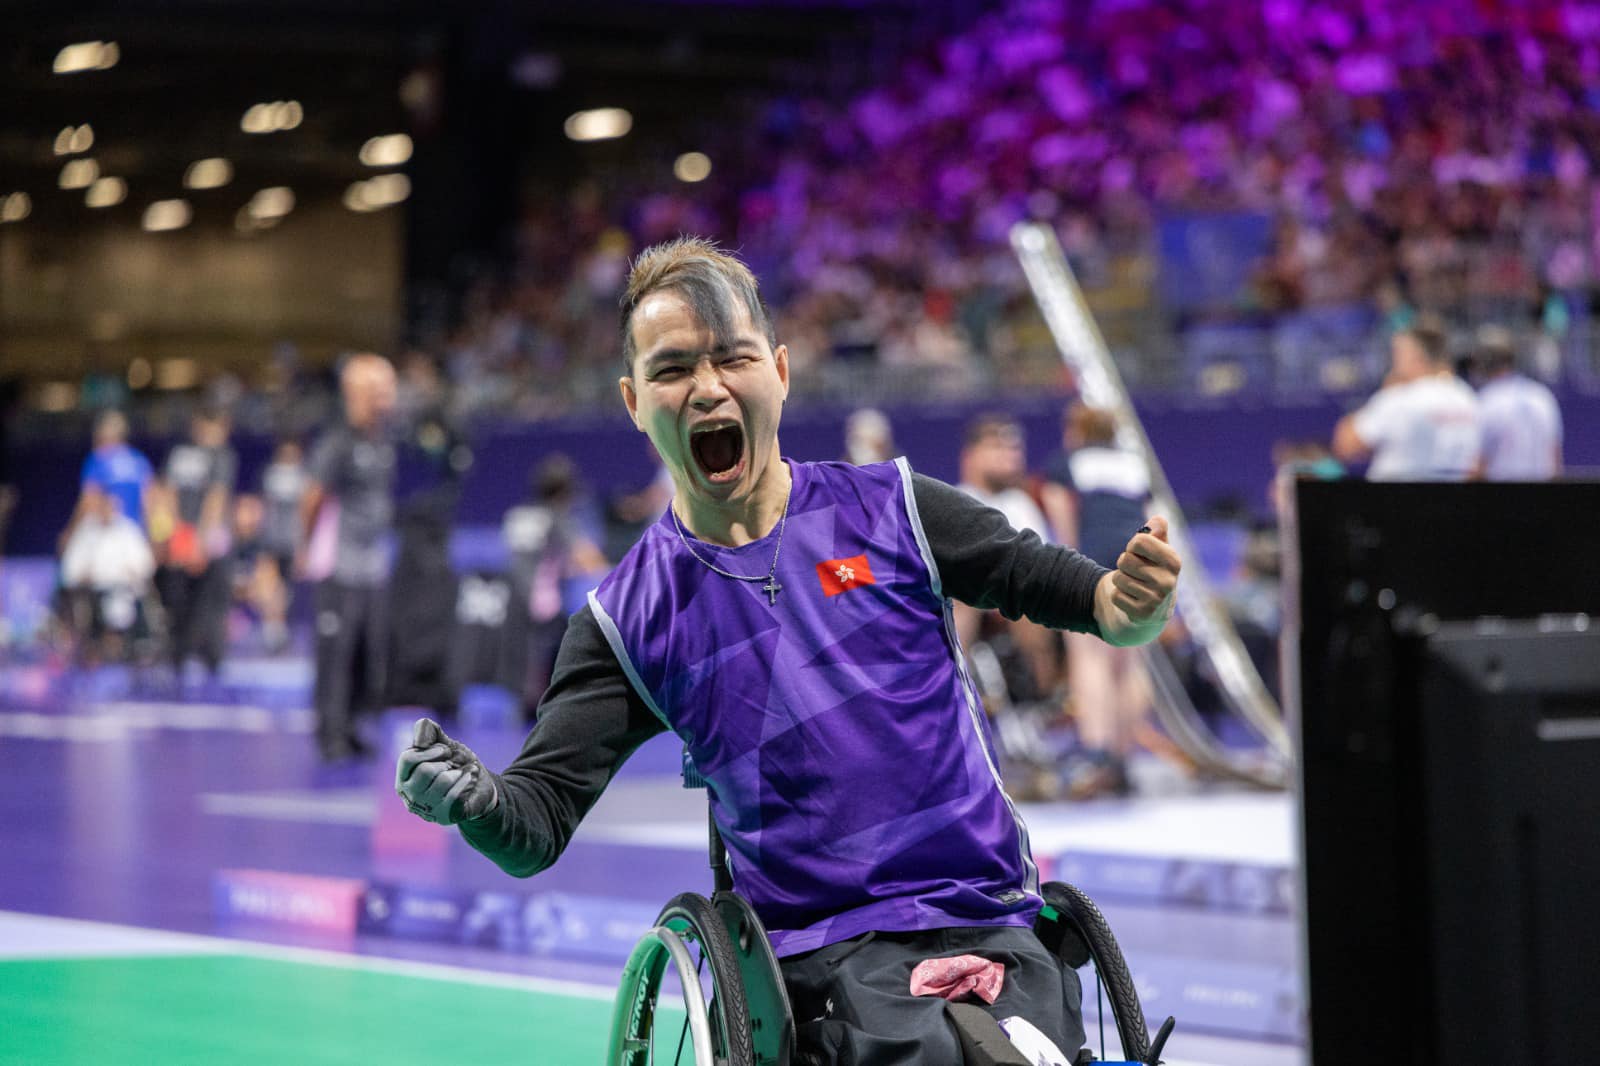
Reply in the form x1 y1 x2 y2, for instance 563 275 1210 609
609 753 1175 1066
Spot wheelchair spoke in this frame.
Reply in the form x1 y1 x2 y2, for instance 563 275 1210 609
1097 969 1107 1060
672 937 709 1066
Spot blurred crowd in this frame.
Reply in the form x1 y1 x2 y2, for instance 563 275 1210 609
19 0 1600 434
433 0 1600 419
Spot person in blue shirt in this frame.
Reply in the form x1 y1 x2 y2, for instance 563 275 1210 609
63 410 153 547
57 410 157 661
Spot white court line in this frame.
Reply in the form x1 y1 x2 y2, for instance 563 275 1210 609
0 911 1248 1064
0 703 313 741
198 789 376 825
0 910 619 1003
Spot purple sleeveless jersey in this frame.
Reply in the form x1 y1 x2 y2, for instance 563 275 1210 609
589 458 1041 956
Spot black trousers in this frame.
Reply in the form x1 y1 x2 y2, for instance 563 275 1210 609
160 559 232 673
781 925 1086 1065
312 580 387 752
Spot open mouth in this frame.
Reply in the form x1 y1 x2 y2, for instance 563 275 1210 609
690 423 746 484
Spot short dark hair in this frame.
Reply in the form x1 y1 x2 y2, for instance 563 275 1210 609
619 237 776 372
963 412 1021 450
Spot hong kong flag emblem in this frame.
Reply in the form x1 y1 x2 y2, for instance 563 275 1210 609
816 554 875 597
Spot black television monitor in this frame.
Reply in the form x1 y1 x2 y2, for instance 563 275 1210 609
1287 480 1600 1065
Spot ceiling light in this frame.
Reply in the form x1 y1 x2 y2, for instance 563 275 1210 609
563 107 632 142
364 173 410 206
674 152 712 183
248 187 295 220
343 183 376 212
184 158 233 189
59 158 99 189
242 104 273 134
1 193 31 223
243 101 304 134
55 125 93 155
86 177 127 208
143 199 192 232
359 134 413 167
235 206 281 234
345 174 410 211
54 42 118 75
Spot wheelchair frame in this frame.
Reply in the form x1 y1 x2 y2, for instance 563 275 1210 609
608 756 1173 1065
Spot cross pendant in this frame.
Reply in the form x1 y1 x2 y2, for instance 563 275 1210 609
762 578 782 606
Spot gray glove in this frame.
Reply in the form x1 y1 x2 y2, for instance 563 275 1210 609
395 718 499 826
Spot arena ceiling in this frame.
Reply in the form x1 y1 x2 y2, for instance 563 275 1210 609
0 0 934 230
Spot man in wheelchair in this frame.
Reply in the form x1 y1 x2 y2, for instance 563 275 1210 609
396 239 1181 1064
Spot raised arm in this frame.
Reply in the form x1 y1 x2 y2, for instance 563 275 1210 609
912 472 1107 633
911 471 1177 645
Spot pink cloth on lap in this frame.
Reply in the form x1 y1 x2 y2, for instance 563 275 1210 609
909 954 1006 1004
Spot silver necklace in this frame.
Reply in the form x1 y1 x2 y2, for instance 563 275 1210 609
670 483 792 606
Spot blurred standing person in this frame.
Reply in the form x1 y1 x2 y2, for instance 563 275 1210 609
1041 404 1153 797
502 455 609 711
250 439 308 653
386 351 473 715
1332 317 1481 480
300 354 397 762
1471 325 1563 480
841 407 895 465
63 410 153 546
159 406 237 679
954 414 1062 704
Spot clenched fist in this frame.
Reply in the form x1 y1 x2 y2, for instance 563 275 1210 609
1094 515 1181 644
395 718 499 826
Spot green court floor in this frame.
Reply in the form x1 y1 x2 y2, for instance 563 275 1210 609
0 952 651 1065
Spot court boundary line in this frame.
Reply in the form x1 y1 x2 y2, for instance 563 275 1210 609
0 909 623 1004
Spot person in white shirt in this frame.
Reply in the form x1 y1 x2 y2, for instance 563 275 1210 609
954 414 1065 758
1333 318 1481 481
1471 325 1563 481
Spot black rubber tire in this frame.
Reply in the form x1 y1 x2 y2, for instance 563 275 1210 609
1041 881 1150 1062
657 891 757 1066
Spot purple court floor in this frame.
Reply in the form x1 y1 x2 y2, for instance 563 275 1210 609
0 659 1306 1065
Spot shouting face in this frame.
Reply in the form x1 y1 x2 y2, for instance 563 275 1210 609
620 289 789 518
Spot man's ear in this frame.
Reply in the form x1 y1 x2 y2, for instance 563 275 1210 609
774 344 790 401
619 375 642 430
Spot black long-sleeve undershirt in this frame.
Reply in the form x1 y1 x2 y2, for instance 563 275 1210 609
459 471 1110 876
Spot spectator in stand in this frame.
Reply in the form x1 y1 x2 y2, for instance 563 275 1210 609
1333 318 1481 482
1471 325 1564 481
158 406 238 680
